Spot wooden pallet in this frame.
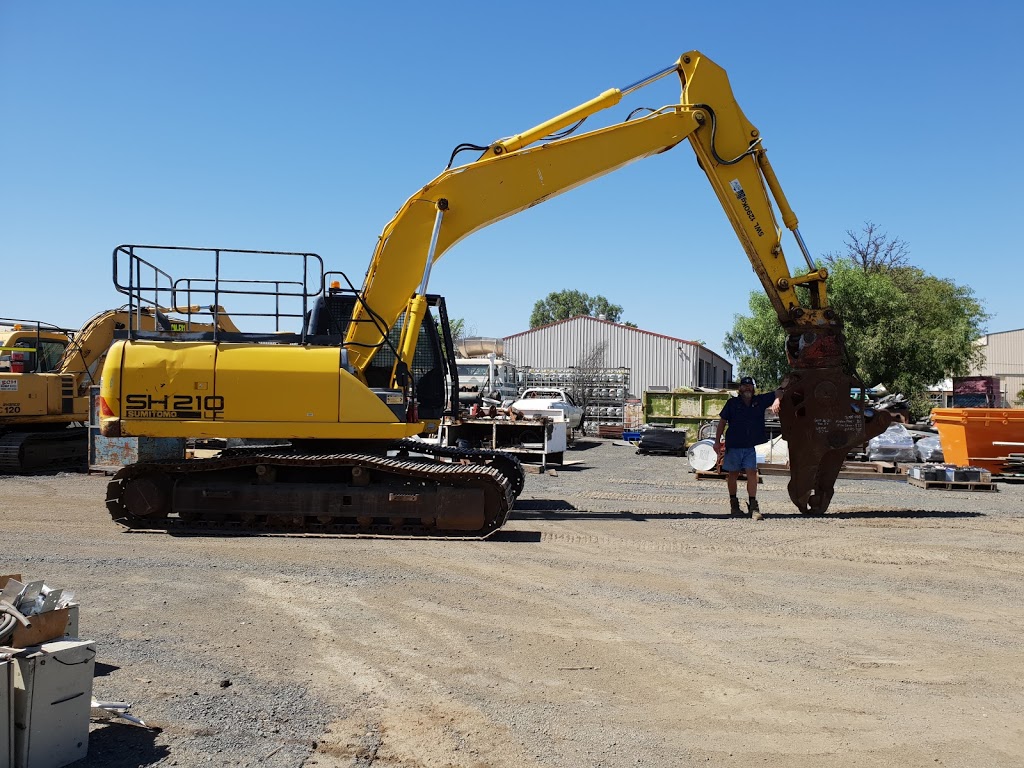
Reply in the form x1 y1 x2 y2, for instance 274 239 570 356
757 462 908 481
831 461 903 474
993 474 1024 484
907 476 998 492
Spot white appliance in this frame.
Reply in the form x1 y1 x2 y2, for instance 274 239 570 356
12 640 95 768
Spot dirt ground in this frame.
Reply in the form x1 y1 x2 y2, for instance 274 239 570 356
2 439 1023 767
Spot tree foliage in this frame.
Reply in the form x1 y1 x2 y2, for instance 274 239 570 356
831 261 987 413
723 292 788 390
436 314 473 368
448 317 467 344
530 290 623 328
725 226 989 417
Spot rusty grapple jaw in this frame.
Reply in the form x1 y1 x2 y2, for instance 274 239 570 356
778 329 892 516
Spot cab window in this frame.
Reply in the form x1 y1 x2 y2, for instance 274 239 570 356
13 339 68 372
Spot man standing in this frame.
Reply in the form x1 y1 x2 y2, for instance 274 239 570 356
714 376 782 520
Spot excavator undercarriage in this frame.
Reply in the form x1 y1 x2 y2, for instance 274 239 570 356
105 442 522 538
0 427 88 474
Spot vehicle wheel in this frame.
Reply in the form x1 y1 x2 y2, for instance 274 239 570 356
118 472 173 520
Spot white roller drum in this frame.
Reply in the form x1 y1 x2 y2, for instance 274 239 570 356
687 439 719 472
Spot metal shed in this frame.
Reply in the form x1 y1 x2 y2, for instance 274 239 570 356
503 315 733 399
971 328 1024 407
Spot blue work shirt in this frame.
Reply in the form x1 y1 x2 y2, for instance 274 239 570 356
719 392 776 449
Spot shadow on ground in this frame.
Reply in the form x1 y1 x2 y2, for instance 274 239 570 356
510 499 984 522
567 441 604 452
94 662 120 677
81 722 168 768
490 530 543 542
830 509 984 519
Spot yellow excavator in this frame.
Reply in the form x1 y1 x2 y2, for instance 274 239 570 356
99 49 891 536
0 307 237 473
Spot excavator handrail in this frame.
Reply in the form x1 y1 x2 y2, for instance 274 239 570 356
0 317 76 336
112 244 325 342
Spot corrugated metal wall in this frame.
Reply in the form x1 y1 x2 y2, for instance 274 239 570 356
503 316 733 398
973 328 1024 407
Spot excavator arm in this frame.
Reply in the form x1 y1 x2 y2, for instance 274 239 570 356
347 49 890 514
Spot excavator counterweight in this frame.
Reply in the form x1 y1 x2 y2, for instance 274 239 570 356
0 307 237 473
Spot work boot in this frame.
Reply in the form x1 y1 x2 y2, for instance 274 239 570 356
748 498 763 521
729 497 743 517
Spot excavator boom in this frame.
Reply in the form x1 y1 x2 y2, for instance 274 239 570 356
346 50 890 513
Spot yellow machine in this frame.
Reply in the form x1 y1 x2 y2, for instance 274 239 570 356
0 307 237 473
0 323 74 374
100 49 891 536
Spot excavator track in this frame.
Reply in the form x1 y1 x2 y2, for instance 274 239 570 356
0 428 88 474
393 439 526 499
105 447 518 539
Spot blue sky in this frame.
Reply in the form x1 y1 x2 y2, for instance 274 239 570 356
2 1 1022 359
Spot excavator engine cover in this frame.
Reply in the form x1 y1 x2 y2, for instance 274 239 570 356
779 330 892 515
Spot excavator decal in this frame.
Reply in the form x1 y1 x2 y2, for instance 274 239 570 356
123 394 225 418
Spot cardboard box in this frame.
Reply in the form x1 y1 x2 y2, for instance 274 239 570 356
10 609 72 649
1 575 78 647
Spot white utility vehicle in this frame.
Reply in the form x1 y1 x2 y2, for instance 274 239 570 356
512 388 585 432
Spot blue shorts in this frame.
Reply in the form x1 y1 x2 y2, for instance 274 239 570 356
722 447 757 473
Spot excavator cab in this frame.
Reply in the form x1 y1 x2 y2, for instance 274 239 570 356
361 304 452 421
0 321 72 373
305 273 458 423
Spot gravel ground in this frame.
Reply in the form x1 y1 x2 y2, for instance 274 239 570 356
2 438 1023 767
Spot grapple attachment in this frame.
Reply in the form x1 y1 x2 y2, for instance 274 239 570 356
778 329 892 515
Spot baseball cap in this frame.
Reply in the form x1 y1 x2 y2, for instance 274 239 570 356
739 376 755 386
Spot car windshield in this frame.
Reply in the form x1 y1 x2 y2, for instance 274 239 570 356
457 364 490 377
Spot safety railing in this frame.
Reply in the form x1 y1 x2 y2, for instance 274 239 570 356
112 244 325 343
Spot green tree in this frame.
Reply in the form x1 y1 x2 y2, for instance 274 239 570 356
448 317 467 345
830 261 987 413
724 230 988 417
530 290 623 328
723 291 788 389
433 313 472 368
